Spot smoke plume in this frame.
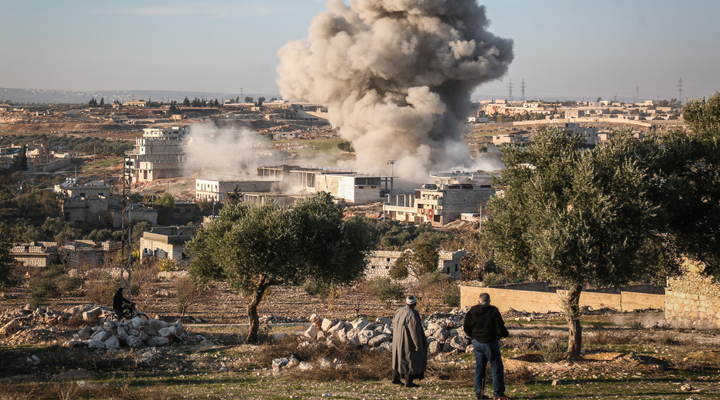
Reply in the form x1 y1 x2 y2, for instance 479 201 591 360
277 0 513 182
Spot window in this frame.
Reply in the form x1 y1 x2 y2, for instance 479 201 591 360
455 264 458 272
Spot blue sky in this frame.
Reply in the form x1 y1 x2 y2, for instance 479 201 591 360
1 0 718 101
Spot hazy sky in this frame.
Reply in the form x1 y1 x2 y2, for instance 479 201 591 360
1 0 718 101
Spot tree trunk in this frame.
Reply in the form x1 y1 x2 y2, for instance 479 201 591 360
246 278 269 344
560 284 583 361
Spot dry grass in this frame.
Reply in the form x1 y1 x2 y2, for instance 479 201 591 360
0 380 173 400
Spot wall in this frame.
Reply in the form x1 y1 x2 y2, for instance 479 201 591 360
365 250 467 282
460 285 665 313
665 263 720 328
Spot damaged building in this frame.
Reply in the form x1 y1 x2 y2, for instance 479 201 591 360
382 171 496 226
140 226 197 261
365 249 468 282
126 126 187 182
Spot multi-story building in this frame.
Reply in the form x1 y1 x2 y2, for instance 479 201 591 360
383 171 495 226
256 165 388 205
561 123 599 145
140 226 196 261
195 179 274 202
126 126 187 182
365 249 468 282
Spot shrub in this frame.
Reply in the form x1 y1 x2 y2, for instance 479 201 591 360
389 253 410 280
367 277 404 302
303 279 337 303
27 265 83 307
482 271 508 286
176 276 213 315
85 273 118 307
444 284 460 307
157 258 180 272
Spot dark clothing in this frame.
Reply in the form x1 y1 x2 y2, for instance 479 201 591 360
464 304 509 398
463 304 509 344
113 290 131 312
473 339 505 397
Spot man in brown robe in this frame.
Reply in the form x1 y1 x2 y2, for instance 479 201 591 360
391 295 428 388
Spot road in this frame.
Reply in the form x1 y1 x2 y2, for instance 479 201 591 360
65 109 94 122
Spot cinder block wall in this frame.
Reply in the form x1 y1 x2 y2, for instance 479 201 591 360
666 270 720 328
460 285 665 314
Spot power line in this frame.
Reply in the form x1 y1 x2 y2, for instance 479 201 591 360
520 79 526 102
507 79 514 102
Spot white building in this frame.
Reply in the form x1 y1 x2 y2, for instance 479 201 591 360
562 123 599 145
365 249 468 282
126 126 187 182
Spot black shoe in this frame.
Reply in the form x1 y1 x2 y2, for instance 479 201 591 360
405 382 420 388
476 395 490 399
391 379 403 385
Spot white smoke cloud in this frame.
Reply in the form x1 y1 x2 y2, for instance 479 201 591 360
277 0 513 182
183 122 283 180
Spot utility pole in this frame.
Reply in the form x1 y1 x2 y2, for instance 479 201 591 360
678 78 683 105
635 86 639 104
507 79 514 102
387 160 396 201
520 79 526 102
121 157 133 300
240 87 244 102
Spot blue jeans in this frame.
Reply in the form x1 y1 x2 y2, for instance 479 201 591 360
472 339 505 398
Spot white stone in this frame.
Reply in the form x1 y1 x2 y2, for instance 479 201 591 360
147 336 169 347
375 317 392 327
272 357 289 373
358 330 375 345
309 314 321 326
428 341 441 354
117 326 128 341
350 317 369 331
318 357 333 369
126 335 143 348
87 340 105 349
298 361 313 371
466 344 475 353
316 331 326 341
90 330 108 342
158 326 177 339
148 319 168 332
77 326 93 341
326 321 346 335
131 317 147 330
105 336 120 349
368 334 390 347
321 318 336 332
449 335 467 351
304 324 319 340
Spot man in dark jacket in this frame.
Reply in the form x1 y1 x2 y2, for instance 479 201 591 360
113 287 132 320
463 293 510 400
391 295 428 388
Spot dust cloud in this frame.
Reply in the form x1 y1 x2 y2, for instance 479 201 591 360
277 0 513 182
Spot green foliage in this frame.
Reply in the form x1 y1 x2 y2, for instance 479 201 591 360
153 193 175 225
352 217 447 250
484 129 658 288
27 265 83 307
176 276 210 315
412 242 439 277
303 279 337 303
0 134 133 157
85 273 117 307
132 222 151 242
188 192 373 343
0 226 20 288
157 258 179 272
337 141 355 152
226 185 242 205
367 277 404 302
444 284 460 307
389 252 410 280
85 228 113 242
482 271 509 286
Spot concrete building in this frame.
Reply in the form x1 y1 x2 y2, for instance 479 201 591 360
565 109 585 119
140 226 196 261
492 134 523 146
10 242 59 267
55 179 114 198
365 249 468 281
195 179 274 202
126 126 187 182
561 123 599 145
256 165 388 205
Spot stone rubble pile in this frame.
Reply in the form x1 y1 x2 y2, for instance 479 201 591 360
272 311 477 374
260 314 309 324
62 317 206 349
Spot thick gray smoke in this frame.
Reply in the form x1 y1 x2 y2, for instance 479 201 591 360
277 0 513 182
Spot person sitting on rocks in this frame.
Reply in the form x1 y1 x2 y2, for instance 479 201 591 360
113 287 133 320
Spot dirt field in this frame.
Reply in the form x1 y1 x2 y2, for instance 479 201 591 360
1 279 719 400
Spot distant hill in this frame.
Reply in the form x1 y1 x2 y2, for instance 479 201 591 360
0 87 280 105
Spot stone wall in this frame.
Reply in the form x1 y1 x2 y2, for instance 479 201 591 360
665 266 720 328
460 285 665 313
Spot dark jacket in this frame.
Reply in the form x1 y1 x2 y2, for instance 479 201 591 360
113 289 131 310
463 304 509 343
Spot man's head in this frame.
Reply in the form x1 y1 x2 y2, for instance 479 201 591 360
478 292 490 305
406 295 417 308
117 287 123 293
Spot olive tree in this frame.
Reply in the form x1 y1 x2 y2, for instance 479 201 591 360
187 192 372 343
483 129 659 360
